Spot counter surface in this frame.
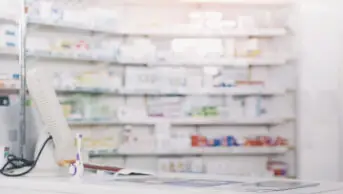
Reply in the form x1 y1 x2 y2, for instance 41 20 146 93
1 173 343 194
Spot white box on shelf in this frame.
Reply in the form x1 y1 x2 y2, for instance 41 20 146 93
235 38 261 57
0 24 17 37
237 16 256 29
0 39 16 49
116 106 148 121
0 0 18 19
203 75 214 88
147 97 184 118
125 157 157 171
170 131 191 151
172 38 223 59
155 122 171 152
63 10 89 25
158 158 171 172
50 7 63 21
38 1 53 19
235 39 249 57
247 38 259 51
88 127 120 150
26 37 50 51
190 157 204 173
244 96 258 118
120 128 155 153
224 39 235 57
119 38 156 61
107 75 122 90
54 72 77 90
159 68 187 90
218 106 230 118
93 39 121 59
164 158 185 173
87 8 117 29
226 97 244 118
125 67 159 89
186 76 203 90
0 24 17 48
221 67 249 81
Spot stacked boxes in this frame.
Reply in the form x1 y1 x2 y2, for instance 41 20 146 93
191 135 288 148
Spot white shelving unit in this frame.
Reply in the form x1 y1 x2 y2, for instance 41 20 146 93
0 0 296 178
28 17 287 38
26 50 117 63
0 86 288 96
0 47 290 67
119 57 289 67
89 147 290 157
0 49 290 67
68 116 294 127
57 87 287 96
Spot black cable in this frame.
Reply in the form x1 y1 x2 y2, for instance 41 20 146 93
0 136 53 177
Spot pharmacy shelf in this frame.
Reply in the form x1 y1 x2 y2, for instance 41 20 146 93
32 53 288 66
1 86 287 96
68 117 294 127
26 50 116 63
56 87 286 96
168 117 294 126
56 88 116 95
28 18 117 34
28 17 287 38
0 48 289 67
119 57 289 67
115 28 287 38
88 146 290 157
118 88 287 96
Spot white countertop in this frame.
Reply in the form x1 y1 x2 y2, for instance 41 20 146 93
1 173 343 194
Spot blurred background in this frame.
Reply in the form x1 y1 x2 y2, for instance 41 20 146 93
0 0 343 182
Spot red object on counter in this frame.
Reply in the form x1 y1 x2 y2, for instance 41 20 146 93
84 163 122 172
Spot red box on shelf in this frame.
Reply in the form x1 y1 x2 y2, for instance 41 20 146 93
191 135 207 147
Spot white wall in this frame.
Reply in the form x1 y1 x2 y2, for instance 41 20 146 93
297 0 343 181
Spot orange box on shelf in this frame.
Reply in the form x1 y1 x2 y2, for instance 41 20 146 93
191 135 207 147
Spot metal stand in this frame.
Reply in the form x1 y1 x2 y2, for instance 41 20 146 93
18 0 27 157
